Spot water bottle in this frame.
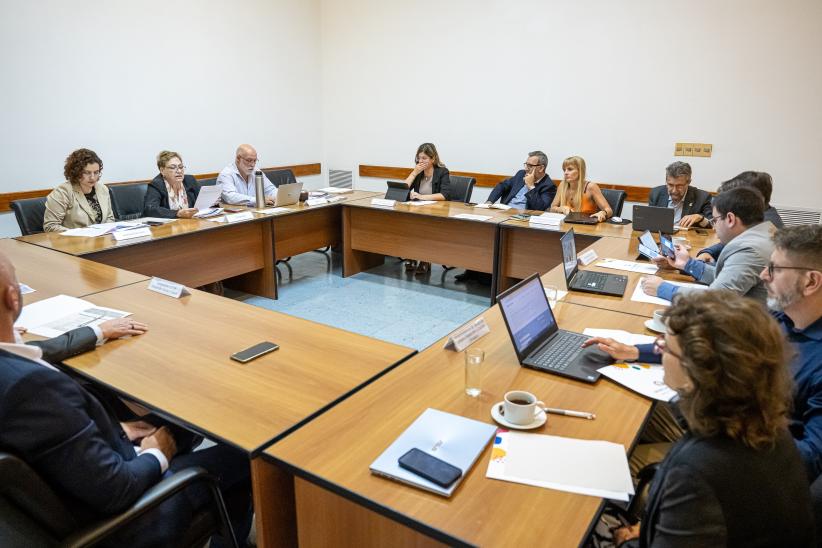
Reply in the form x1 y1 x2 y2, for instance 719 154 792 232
254 170 265 209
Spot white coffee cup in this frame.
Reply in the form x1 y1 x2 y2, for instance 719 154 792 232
503 391 545 425
652 309 666 330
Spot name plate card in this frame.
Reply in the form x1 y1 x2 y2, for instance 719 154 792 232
371 198 396 208
147 277 190 299
224 211 255 223
578 248 599 266
112 227 152 241
305 197 329 207
443 317 491 352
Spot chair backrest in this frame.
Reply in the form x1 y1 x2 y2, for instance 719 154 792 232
0 452 77 544
263 169 297 188
198 177 218 187
10 197 47 236
600 188 627 217
448 176 476 203
109 183 149 220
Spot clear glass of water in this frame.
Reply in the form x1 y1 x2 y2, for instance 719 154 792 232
464 348 485 397
544 284 558 308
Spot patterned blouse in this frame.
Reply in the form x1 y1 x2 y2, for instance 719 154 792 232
164 181 189 210
83 188 103 224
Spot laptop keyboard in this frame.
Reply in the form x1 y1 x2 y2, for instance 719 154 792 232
576 271 610 289
531 332 588 371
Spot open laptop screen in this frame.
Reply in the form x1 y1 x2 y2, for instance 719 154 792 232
497 274 557 360
560 229 578 283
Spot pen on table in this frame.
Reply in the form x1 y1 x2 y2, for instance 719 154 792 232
543 407 596 420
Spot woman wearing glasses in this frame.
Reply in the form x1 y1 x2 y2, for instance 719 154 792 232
44 148 116 232
143 150 201 218
598 292 813 547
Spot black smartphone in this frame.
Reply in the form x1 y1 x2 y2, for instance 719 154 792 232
658 232 676 259
695 228 708 235
398 448 462 488
510 213 532 221
230 341 279 363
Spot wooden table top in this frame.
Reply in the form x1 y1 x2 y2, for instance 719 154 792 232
344 199 521 224
62 281 415 454
265 302 653 547
502 216 719 241
1 238 148 304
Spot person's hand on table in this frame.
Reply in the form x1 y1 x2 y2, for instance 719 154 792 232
582 337 640 361
99 318 149 340
696 252 715 264
141 426 177 461
176 208 198 219
121 420 158 443
591 210 608 222
613 523 641 546
640 275 664 296
554 205 572 215
265 196 276 205
677 213 703 228
409 190 421 200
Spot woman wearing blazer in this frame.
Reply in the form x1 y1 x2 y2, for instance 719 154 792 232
43 148 116 232
143 150 201 219
402 142 451 275
615 291 813 547
549 156 611 222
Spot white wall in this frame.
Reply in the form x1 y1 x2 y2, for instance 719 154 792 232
0 0 323 236
320 0 822 210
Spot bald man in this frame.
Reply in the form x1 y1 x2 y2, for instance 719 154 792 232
217 143 277 205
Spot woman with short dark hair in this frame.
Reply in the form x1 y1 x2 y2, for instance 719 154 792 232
44 148 116 232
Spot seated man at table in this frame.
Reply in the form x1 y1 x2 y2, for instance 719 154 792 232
0 254 252 547
640 186 774 305
218 143 276 205
585 224 822 482
648 161 713 228
485 151 557 211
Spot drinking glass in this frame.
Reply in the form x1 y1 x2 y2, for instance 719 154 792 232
464 348 485 397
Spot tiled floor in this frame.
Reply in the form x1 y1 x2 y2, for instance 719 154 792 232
230 251 492 350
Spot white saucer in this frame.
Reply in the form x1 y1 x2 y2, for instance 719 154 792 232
490 402 547 430
644 318 666 333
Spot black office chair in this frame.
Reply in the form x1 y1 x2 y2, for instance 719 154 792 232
10 197 48 236
199 177 218 187
600 188 627 217
109 183 149 221
0 451 237 548
448 176 476 203
263 169 297 188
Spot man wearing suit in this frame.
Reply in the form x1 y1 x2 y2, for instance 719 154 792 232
648 161 713 228
641 187 774 304
485 151 557 211
0 253 251 547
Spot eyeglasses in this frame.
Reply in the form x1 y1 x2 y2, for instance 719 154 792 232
523 162 543 169
239 157 258 165
766 262 815 278
81 170 102 178
653 335 682 360
709 215 726 226
165 164 185 172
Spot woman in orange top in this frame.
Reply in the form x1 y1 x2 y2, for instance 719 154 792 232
549 156 612 222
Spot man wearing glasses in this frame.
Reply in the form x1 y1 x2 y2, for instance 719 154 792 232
484 151 556 211
648 161 713 228
640 186 774 304
218 143 276 205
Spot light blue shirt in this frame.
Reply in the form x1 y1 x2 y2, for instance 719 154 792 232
508 184 529 209
218 163 276 205
667 195 684 223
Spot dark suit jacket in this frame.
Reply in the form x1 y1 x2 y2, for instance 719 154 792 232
143 175 201 219
486 170 557 211
0 349 161 524
648 185 713 219
635 430 813 547
28 326 97 364
410 166 451 200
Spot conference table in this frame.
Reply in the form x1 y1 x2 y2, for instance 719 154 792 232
262 302 655 547
0 238 148 305
58 280 415 547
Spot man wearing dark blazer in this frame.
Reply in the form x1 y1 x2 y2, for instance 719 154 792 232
648 161 713 228
0 253 251 547
485 151 557 211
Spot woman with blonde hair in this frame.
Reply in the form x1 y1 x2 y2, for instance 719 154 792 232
549 156 611 222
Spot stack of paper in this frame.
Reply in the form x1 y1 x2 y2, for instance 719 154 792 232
486 431 634 501
529 212 565 227
597 258 658 275
15 295 131 338
452 213 492 221
60 221 147 238
630 280 708 305
407 200 436 206
319 187 353 194
254 207 292 215
474 202 511 210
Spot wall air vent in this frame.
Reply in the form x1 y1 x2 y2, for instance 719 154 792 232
774 205 822 226
328 170 353 189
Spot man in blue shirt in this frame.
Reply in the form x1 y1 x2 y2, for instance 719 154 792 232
585 225 822 480
484 151 556 211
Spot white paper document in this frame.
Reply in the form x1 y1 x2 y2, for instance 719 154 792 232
486 431 634 501
452 213 493 221
254 207 292 215
407 200 436 206
15 295 131 338
597 258 658 275
474 202 511 210
318 187 353 194
19 283 35 295
60 221 146 238
529 212 565 226
630 280 709 305
192 185 223 210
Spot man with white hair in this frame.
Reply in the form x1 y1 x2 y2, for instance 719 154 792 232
218 143 276 205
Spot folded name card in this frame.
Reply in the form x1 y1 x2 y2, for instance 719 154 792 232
444 317 491 352
224 211 255 223
306 197 329 207
147 277 190 299
112 227 152 241
371 198 396 207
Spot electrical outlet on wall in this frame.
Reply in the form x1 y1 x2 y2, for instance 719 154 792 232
674 142 713 157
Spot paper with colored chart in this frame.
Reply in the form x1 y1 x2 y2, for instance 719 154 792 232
486 430 634 501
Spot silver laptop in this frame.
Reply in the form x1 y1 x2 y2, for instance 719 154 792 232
274 182 303 206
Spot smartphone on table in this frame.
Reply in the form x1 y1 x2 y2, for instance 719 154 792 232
398 448 462 487
230 341 279 363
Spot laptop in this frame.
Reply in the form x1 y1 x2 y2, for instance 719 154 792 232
497 273 610 383
273 182 303 207
632 205 675 234
385 181 411 202
561 228 628 296
563 211 599 225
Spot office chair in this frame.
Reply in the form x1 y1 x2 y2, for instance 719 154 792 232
262 169 297 188
448 176 476 203
0 451 238 548
199 177 218 187
10 197 48 236
600 188 627 217
109 183 149 221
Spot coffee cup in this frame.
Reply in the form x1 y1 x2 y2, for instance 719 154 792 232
503 390 545 425
651 309 666 330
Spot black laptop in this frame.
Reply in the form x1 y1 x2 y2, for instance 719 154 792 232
497 273 611 383
563 211 599 225
632 205 675 234
561 228 628 296
385 181 411 202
